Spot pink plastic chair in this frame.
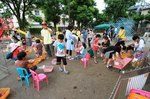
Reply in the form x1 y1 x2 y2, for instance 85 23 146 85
81 53 91 68
130 89 150 98
29 69 48 91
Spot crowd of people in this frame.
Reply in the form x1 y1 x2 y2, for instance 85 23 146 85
6 22 146 75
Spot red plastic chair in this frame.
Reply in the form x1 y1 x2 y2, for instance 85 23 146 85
81 53 91 68
29 69 48 91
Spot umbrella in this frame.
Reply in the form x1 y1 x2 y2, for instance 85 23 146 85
94 24 111 30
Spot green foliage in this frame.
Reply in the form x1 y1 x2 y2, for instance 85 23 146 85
36 0 62 29
145 14 150 20
0 3 12 18
29 14 43 24
104 0 138 21
62 0 98 27
0 0 37 30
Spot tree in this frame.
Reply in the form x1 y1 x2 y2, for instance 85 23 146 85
0 0 36 30
36 0 62 29
104 0 138 21
62 0 98 28
0 3 12 18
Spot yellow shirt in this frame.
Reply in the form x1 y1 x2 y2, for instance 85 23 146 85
41 28 52 44
118 29 126 39
77 30 81 38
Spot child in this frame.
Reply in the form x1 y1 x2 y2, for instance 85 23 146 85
120 45 134 59
74 42 87 60
100 36 110 57
15 51 37 74
53 34 69 74
102 41 125 68
35 39 43 57
91 34 101 64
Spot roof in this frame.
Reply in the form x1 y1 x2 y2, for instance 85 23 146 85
129 2 150 10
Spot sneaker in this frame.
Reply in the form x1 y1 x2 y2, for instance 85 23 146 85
106 64 112 68
63 70 69 74
67 56 71 59
58 67 64 72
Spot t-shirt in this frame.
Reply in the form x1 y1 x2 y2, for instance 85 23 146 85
102 41 110 47
134 39 145 51
103 46 121 54
118 29 126 39
92 38 100 51
41 28 52 44
35 43 43 55
53 41 66 57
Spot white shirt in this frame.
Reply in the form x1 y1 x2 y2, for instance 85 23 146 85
41 28 52 44
134 39 145 51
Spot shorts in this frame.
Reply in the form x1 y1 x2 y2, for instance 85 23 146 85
104 51 114 59
56 56 67 65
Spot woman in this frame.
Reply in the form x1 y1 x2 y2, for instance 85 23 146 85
65 26 75 59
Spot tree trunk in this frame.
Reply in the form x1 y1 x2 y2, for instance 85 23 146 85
54 22 57 31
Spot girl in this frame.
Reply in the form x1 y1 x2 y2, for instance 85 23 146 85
35 39 43 57
74 42 87 60
92 34 101 64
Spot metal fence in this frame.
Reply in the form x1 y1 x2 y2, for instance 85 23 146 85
109 67 150 99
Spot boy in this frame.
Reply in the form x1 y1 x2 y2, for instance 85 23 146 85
53 34 69 74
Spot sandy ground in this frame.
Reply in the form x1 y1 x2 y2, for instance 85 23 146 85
0 40 149 99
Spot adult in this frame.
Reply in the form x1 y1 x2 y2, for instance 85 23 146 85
25 31 32 46
117 26 126 42
7 42 24 60
108 26 115 40
41 22 53 58
81 28 88 43
87 29 94 48
65 26 75 59
132 35 145 52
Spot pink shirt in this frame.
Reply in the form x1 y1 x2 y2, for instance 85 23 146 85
92 38 99 51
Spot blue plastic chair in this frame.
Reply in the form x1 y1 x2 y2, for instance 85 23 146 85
16 67 31 87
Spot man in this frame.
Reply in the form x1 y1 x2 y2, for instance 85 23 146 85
81 28 88 43
41 22 53 58
117 26 126 42
132 35 145 52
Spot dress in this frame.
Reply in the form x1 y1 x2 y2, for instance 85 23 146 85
65 30 75 50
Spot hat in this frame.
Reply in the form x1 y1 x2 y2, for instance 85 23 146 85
9 43 19 52
41 22 47 26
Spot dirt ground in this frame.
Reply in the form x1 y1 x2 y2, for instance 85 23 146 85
0 40 150 99
0 57 120 99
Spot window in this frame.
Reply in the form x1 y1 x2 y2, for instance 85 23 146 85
35 10 40 16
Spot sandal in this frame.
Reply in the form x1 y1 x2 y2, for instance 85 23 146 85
94 60 98 64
